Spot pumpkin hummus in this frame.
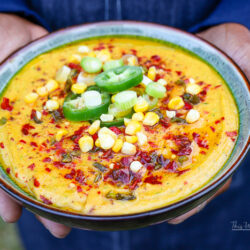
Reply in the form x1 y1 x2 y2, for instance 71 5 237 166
0 37 238 215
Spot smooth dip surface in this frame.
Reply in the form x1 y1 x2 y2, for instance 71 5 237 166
0 37 238 215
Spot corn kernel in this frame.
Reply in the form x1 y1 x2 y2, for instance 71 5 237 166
125 135 138 143
111 94 117 103
37 87 48 97
132 112 144 121
186 83 202 95
125 120 141 135
99 133 115 150
87 51 96 57
98 127 117 140
168 96 185 110
148 66 156 81
68 54 82 63
88 120 100 135
45 100 59 111
95 138 101 147
100 114 114 122
71 83 87 94
127 55 137 66
79 135 94 152
136 132 148 146
130 161 142 173
96 50 111 62
55 129 68 141
46 79 59 93
166 110 176 119
124 118 131 126
121 142 136 155
143 112 160 126
78 45 90 53
55 66 71 84
134 97 149 113
112 139 124 153
186 109 200 123
24 93 38 104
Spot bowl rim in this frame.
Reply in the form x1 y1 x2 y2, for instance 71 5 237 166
0 20 249 221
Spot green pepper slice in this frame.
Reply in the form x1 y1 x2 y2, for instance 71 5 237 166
95 66 143 93
63 91 110 122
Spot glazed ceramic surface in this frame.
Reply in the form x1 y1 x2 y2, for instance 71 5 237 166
0 21 249 230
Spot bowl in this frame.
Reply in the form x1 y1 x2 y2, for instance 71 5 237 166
0 21 249 231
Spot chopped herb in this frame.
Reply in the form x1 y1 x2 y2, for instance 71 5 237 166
93 162 107 172
70 150 81 157
175 79 185 86
0 117 7 125
94 173 102 183
154 164 162 170
170 117 186 124
183 93 200 105
90 147 101 153
64 69 77 93
178 155 189 163
61 153 72 163
51 110 63 122
148 108 163 119
106 191 136 200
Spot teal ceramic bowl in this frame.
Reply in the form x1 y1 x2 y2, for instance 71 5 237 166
0 21 249 231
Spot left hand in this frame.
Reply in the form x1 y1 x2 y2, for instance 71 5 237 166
169 23 250 224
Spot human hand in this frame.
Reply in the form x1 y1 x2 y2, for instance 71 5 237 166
0 13 71 238
169 23 250 224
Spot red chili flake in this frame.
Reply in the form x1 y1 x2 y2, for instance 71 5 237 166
130 49 137 55
175 71 182 76
171 149 178 154
21 124 35 135
6 168 10 174
75 169 85 185
42 110 49 116
67 62 82 71
1 98 13 111
121 157 134 167
40 195 52 205
151 55 161 62
19 140 26 144
226 131 238 142
165 161 179 172
197 81 205 86
53 161 65 168
110 167 130 184
43 157 51 163
34 178 40 187
214 85 222 89
148 141 158 148
64 169 76 179
215 117 225 124
210 126 216 132
77 186 82 193
92 133 98 141
30 142 38 147
144 125 156 133
144 175 162 185
184 181 188 185
97 191 101 194
30 109 36 120
192 132 209 149
200 151 206 155
176 168 190 176
45 168 51 172
101 149 113 160
93 43 106 51
184 101 193 110
28 163 35 170
88 155 91 161
109 126 122 135
0 142 4 149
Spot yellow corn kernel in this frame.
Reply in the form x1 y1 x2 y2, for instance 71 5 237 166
24 93 38 104
112 139 124 153
79 135 94 153
95 138 101 147
45 100 59 111
78 45 90 53
121 142 136 155
134 98 149 113
88 120 100 135
127 55 137 66
125 120 141 135
71 83 87 94
186 109 200 123
143 112 160 126
98 127 117 140
37 87 48 97
96 49 111 62
168 96 185 110
148 66 156 81
186 83 201 95
125 135 138 144
124 118 131 126
132 112 144 121
111 94 117 103
68 54 82 63
45 79 59 93
99 133 115 150
55 129 68 141
87 51 96 57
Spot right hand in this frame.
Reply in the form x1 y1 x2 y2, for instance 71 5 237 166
0 13 71 238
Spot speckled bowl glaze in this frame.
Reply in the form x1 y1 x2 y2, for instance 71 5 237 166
0 21 249 231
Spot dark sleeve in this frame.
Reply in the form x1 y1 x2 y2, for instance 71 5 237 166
189 0 250 32
0 0 50 30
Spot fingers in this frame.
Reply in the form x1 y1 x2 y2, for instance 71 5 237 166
36 215 71 238
0 189 22 223
168 178 232 224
